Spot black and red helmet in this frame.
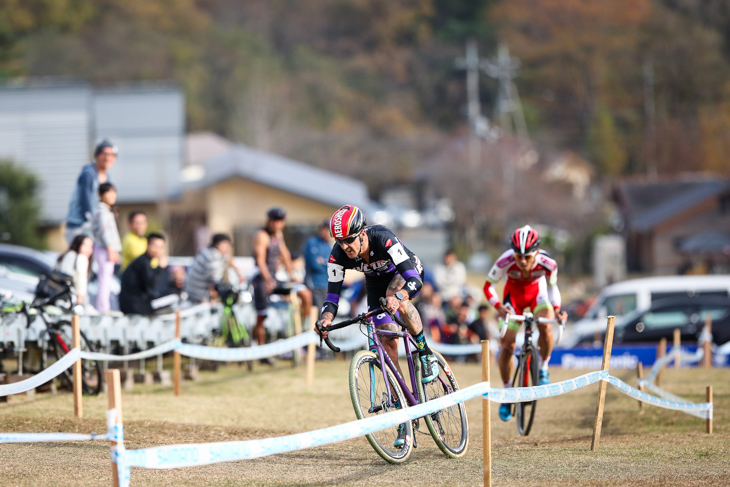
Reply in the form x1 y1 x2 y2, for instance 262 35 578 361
330 205 367 239
510 225 541 254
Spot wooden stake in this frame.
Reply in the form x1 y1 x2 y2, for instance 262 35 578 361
673 328 681 369
703 315 712 369
72 315 82 418
291 290 303 366
591 315 615 451
173 310 181 396
706 385 713 435
107 369 123 487
636 362 644 411
482 340 491 487
656 338 666 386
306 306 317 385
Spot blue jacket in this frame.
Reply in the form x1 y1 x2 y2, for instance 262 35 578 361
303 235 332 290
66 163 104 228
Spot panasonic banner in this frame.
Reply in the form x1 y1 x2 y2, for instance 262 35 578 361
551 345 698 369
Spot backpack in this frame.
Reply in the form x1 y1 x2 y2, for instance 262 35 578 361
34 269 74 303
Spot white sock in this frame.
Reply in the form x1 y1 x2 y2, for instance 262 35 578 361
503 380 512 388
540 355 550 372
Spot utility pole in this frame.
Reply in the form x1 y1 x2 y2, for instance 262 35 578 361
484 43 528 142
455 38 493 168
483 43 529 226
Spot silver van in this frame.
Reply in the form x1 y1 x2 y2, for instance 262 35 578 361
563 275 730 347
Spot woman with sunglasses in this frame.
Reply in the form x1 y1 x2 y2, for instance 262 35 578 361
316 205 439 390
483 225 568 422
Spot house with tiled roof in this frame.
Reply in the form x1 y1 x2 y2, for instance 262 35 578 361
613 176 730 273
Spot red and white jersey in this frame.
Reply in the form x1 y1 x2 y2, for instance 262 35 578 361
483 249 561 312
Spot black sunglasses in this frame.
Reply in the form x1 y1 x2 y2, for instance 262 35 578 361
336 235 358 245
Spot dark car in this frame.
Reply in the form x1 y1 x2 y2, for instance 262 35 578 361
611 295 730 345
0 243 58 301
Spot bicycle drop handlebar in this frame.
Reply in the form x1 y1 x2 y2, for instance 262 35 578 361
501 312 567 345
315 297 409 353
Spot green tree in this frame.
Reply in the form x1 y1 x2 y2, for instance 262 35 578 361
0 161 44 249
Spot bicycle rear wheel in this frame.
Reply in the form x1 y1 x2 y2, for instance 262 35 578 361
349 350 413 464
514 346 538 436
419 351 469 458
49 320 102 396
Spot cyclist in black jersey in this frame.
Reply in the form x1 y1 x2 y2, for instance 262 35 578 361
316 205 438 386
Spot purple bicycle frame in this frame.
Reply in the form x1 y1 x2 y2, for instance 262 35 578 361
365 319 450 408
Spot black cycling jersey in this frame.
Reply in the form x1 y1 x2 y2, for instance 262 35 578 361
322 225 423 318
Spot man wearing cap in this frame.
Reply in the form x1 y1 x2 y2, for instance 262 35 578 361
251 208 312 363
303 220 333 310
65 140 118 245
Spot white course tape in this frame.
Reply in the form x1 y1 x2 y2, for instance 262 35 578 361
604 375 712 420
0 408 121 444
0 431 111 443
644 346 704 384
0 348 80 397
640 380 692 405
80 339 181 362
120 380 491 469
485 370 608 403
430 342 483 356
177 332 318 361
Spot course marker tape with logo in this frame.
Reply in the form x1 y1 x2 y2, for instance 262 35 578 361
117 380 492 470
0 348 80 397
604 375 711 420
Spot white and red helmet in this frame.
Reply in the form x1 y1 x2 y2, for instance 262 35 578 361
329 205 367 239
510 225 541 254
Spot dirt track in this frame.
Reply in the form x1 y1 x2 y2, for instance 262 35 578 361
1 359 728 486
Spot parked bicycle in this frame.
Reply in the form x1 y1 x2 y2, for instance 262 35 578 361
317 297 468 464
501 311 565 436
214 283 250 348
1 281 102 395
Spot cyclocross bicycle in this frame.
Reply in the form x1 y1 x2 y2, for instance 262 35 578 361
215 284 250 347
501 311 564 436
2 287 102 395
318 297 468 464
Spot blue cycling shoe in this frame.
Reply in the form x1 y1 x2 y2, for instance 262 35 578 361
539 370 550 385
499 403 512 422
420 354 438 383
394 423 407 448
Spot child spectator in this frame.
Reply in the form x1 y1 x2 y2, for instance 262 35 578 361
56 234 94 310
92 182 121 313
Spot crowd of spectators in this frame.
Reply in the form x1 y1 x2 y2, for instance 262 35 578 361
56 139 496 355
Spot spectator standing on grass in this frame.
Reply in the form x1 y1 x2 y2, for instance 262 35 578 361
252 208 312 364
56 234 94 309
91 182 121 314
121 211 153 272
65 140 117 245
119 233 169 315
304 220 332 310
434 249 467 303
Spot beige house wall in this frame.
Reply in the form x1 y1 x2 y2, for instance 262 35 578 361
206 178 339 236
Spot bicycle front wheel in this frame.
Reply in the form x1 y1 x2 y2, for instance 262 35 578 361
349 350 413 464
515 346 538 436
420 351 469 458
50 321 102 396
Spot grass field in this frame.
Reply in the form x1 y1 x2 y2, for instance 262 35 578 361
1 358 728 486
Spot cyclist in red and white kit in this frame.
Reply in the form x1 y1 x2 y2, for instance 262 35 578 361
483 225 567 422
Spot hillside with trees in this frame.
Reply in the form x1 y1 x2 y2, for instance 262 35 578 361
2 0 729 253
